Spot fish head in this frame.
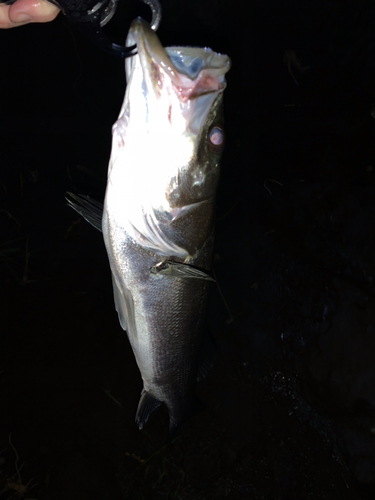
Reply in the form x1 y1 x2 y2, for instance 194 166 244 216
107 18 231 259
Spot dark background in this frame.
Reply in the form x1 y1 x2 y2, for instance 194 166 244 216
2 0 375 498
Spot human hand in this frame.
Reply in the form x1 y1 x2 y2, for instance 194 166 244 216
0 0 59 28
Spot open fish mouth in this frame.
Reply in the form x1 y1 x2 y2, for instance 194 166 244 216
122 18 231 133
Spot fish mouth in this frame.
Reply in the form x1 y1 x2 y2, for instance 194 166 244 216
124 18 231 131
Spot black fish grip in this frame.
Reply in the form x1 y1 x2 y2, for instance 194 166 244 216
1 0 161 58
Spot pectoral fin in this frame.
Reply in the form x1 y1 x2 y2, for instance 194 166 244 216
150 260 215 282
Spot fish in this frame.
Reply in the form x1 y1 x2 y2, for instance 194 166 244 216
68 17 230 437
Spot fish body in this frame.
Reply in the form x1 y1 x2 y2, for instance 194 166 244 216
102 18 230 434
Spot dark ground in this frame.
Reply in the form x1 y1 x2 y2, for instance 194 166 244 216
2 0 375 498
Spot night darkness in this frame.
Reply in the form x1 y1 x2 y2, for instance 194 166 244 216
2 0 375 498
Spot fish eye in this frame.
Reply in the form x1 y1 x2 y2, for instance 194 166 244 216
208 126 225 153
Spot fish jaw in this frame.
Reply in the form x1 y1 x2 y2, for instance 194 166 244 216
102 18 230 431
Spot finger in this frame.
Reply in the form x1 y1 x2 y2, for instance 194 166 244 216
8 0 59 26
0 4 30 28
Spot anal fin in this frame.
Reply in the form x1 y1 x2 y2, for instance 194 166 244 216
135 389 162 430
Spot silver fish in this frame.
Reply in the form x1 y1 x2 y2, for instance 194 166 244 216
102 18 230 436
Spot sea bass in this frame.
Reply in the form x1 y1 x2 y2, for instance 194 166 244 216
102 18 230 435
